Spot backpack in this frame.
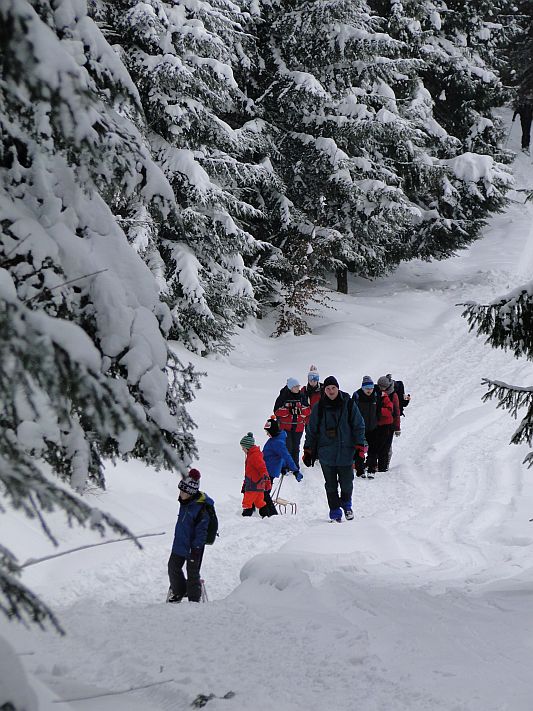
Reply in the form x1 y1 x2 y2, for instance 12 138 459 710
394 380 408 416
196 502 219 545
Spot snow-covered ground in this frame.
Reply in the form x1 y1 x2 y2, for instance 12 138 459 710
3 118 533 710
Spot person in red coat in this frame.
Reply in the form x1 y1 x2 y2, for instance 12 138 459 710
240 432 272 517
366 375 400 473
273 377 311 466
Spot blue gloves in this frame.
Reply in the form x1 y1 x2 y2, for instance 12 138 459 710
294 471 303 482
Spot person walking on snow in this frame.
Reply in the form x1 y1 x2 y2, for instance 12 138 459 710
300 365 322 410
513 98 533 152
302 375 365 522
240 432 272 517
366 375 400 473
262 417 303 515
353 376 380 478
274 377 311 466
167 468 213 603
263 417 303 482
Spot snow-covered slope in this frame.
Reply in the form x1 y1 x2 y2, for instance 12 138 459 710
2 117 533 710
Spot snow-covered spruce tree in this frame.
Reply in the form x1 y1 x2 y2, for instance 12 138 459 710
368 0 513 257
0 0 199 629
243 0 429 333
375 0 512 155
462 286 533 468
243 0 512 335
89 0 276 354
506 1 533 97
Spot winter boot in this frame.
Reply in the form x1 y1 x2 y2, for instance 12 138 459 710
241 508 254 517
341 500 354 521
166 587 183 604
329 507 343 523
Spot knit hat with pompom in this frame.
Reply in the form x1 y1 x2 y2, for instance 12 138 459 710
240 432 255 450
178 468 201 495
308 365 320 382
264 417 280 437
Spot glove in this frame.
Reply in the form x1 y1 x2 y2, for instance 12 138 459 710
294 471 303 482
302 448 314 467
355 444 367 457
394 430 401 438
241 480 246 494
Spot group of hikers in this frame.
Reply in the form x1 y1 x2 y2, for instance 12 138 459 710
167 365 411 603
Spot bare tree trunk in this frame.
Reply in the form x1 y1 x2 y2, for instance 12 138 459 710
336 267 348 294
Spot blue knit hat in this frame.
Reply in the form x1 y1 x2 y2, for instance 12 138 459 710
308 365 319 382
361 376 374 388
287 377 300 389
240 432 255 449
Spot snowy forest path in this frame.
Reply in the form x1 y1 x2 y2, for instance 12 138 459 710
7 122 533 711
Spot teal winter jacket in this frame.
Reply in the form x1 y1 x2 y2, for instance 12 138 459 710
304 392 365 466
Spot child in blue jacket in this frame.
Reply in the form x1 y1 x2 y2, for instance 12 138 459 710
167 468 214 603
263 417 304 483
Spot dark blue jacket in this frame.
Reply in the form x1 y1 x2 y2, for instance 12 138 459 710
304 391 365 466
171 491 214 557
262 430 298 479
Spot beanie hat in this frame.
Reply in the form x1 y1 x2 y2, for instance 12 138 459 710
264 417 280 436
308 365 320 382
178 468 201 495
323 375 339 388
287 377 300 389
240 432 255 450
377 375 393 390
361 375 374 388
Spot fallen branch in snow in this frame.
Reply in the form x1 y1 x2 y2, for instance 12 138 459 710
52 678 175 703
191 691 236 708
21 532 166 568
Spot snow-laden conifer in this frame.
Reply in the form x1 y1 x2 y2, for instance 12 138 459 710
91 0 276 353
244 0 423 332
371 0 513 258
0 0 198 628
462 283 533 468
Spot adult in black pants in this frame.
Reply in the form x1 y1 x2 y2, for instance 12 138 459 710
273 377 311 466
352 376 381 477
513 100 533 152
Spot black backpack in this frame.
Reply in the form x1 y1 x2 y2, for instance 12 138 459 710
394 380 409 416
196 501 219 545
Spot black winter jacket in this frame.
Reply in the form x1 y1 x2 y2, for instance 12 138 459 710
353 387 380 433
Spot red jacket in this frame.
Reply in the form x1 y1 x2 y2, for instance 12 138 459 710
390 391 401 431
275 397 311 432
377 391 394 426
301 383 322 410
243 446 271 492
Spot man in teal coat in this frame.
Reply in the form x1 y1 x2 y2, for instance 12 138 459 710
303 376 365 522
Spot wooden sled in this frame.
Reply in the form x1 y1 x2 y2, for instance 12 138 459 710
273 497 297 515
